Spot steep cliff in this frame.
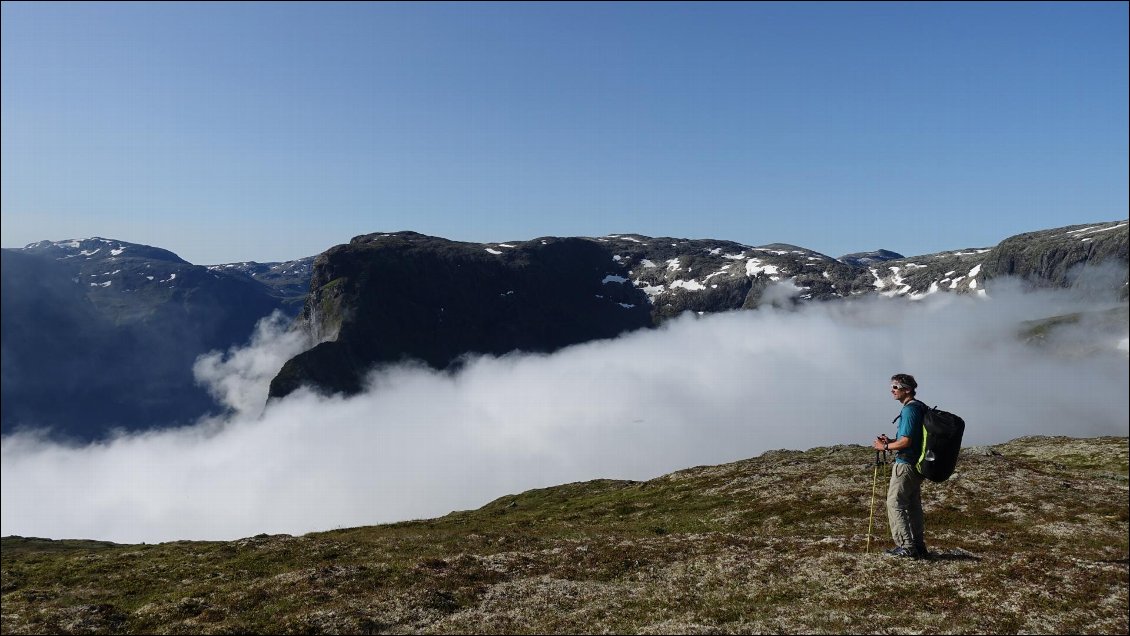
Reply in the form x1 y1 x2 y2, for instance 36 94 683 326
269 233 652 398
268 221 1128 400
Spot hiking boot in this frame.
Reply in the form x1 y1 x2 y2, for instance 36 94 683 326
915 545 931 560
884 547 921 559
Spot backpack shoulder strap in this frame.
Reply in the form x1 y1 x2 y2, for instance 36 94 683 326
893 399 929 424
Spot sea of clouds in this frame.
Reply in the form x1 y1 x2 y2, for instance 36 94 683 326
2 279 1127 543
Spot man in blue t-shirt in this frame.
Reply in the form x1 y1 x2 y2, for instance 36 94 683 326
872 373 929 559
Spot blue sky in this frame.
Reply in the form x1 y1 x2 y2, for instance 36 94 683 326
2 2 1127 265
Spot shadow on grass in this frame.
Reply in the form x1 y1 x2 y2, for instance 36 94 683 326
927 550 982 562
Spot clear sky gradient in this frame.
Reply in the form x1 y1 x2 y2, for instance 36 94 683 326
2 2 1127 265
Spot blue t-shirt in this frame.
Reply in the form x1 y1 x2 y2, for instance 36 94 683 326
894 400 926 465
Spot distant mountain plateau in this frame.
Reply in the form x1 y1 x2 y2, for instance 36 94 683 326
2 220 1126 441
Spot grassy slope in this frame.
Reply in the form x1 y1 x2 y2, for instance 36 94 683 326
2 436 1127 635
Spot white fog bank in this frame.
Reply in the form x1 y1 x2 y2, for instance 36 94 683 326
3 284 1127 543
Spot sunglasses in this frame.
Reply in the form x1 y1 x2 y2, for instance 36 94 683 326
891 385 906 391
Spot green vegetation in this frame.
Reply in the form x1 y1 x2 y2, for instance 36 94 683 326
3 436 1127 634
312 276 347 333
1019 305 1129 345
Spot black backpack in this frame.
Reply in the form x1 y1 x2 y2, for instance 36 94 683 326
893 401 966 482
918 406 966 482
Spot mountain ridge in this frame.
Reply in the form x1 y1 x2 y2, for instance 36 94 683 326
1 239 309 440
269 219 1128 400
3 220 1126 440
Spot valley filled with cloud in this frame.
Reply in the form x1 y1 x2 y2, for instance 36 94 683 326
3 280 1127 544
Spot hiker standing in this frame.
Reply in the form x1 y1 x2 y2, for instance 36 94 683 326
872 373 929 559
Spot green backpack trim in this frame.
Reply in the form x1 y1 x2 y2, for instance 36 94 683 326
915 423 931 474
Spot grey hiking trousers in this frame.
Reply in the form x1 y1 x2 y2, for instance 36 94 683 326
887 462 926 551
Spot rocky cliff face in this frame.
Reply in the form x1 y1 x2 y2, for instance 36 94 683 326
862 220 1129 300
268 233 653 398
269 220 1128 400
267 232 898 401
983 222 1130 289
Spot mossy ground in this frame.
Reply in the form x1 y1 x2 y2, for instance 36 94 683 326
3 436 1127 634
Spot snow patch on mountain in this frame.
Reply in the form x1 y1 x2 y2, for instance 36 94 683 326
1066 221 1128 239
746 259 780 279
670 279 706 291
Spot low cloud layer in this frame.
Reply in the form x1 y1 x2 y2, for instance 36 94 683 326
3 281 1127 543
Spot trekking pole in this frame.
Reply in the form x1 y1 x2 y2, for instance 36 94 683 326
866 449 881 554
